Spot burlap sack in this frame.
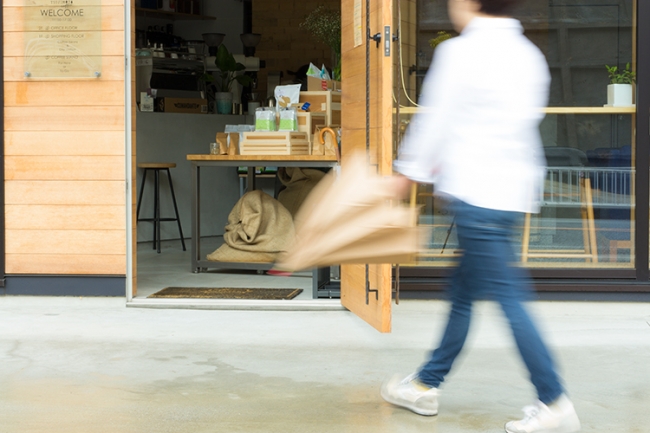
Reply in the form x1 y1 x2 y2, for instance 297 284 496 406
277 167 326 218
207 190 295 262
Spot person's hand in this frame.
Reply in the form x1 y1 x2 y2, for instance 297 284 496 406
392 174 413 199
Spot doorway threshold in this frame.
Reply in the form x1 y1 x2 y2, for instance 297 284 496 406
127 297 345 311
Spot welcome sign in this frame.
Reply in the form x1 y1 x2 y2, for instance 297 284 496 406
24 0 102 78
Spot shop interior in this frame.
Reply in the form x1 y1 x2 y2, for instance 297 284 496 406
132 0 639 301
133 0 343 300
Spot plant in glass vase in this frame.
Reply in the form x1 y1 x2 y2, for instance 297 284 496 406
300 5 342 81
212 44 253 114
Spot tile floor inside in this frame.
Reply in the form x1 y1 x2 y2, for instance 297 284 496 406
136 237 320 300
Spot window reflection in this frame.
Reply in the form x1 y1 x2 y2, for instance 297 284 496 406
399 0 636 268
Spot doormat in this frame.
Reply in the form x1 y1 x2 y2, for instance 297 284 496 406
147 287 303 300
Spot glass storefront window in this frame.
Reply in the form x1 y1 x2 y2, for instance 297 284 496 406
397 0 636 269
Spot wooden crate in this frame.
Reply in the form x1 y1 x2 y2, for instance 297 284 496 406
297 112 327 142
240 131 310 155
299 91 342 126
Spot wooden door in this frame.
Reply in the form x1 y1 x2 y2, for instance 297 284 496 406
340 0 394 332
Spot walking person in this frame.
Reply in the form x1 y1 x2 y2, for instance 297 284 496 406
382 1 581 432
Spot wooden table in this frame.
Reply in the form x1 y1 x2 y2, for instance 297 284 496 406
186 154 340 297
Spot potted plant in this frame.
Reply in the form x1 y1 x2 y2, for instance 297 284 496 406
605 63 636 107
429 31 452 49
300 6 341 81
212 44 253 114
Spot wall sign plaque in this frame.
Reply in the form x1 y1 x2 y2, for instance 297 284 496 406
24 0 102 79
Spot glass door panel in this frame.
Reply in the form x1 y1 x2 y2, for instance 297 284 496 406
396 0 637 270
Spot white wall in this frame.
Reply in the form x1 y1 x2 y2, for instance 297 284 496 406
136 112 254 243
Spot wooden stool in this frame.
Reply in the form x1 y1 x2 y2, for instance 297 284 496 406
136 163 186 253
521 177 597 263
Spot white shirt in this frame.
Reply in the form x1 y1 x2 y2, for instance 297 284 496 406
394 17 550 214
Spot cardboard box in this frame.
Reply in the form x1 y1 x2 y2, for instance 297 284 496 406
159 97 208 114
307 76 342 92
299 91 341 126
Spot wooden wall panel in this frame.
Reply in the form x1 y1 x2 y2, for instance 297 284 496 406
5 156 124 180
4 81 125 106
5 131 125 155
6 254 126 275
4 56 125 81
3 31 124 57
3 2 128 276
5 181 125 205
6 230 126 255
5 205 126 230
5 107 124 131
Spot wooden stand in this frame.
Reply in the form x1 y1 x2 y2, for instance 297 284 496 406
521 178 598 263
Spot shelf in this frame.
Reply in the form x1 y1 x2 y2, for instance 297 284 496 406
187 155 339 162
135 7 216 21
395 106 637 115
544 106 636 114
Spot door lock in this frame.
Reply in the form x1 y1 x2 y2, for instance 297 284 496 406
369 32 382 48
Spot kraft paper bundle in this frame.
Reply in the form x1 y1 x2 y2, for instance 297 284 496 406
274 154 428 272
216 132 228 155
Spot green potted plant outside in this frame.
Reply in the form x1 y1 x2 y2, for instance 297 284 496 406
429 31 452 49
605 63 636 107
213 44 253 114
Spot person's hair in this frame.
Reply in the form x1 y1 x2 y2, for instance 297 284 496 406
475 0 520 16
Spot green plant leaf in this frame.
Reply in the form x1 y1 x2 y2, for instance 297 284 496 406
605 63 636 85
236 74 253 87
216 44 237 73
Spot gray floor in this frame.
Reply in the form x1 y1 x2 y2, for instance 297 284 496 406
0 296 648 432
136 237 318 300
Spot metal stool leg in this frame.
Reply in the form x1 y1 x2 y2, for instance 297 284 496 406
154 168 161 253
136 168 148 221
165 168 186 251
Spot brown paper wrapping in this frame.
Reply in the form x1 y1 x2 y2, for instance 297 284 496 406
228 132 240 155
216 132 228 155
314 125 340 156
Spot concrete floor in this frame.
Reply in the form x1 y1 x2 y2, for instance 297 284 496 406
0 296 648 433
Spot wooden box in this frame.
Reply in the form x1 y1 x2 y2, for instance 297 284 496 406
297 112 327 142
158 97 208 114
307 76 342 91
299 91 342 126
240 131 310 155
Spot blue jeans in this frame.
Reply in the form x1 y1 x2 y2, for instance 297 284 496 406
417 200 564 404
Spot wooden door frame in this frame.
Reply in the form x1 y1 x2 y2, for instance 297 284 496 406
634 0 650 282
0 0 6 290
125 0 135 300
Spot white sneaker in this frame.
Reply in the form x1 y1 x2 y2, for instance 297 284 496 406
380 373 439 416
505 394 581 433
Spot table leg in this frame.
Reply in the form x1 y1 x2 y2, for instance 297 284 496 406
247 166 256 191
191 163 201 273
